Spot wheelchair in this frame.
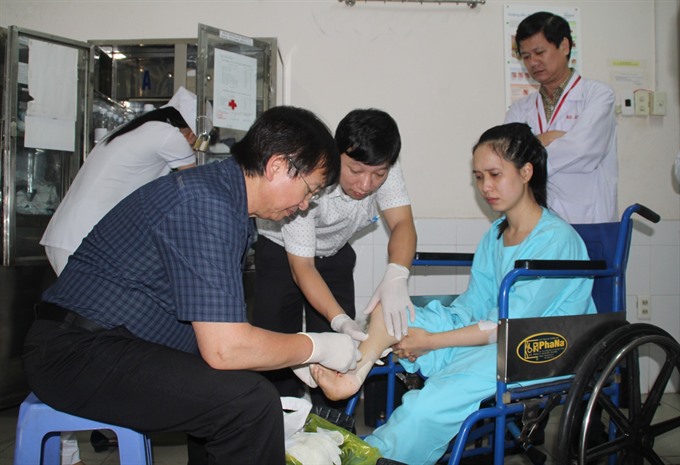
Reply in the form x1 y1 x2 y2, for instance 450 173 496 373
345 204 680 465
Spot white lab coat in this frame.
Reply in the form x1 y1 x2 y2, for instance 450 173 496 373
505 72 618 224
40 121 195 274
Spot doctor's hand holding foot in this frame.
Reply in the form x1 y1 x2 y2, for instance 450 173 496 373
363 262 415 339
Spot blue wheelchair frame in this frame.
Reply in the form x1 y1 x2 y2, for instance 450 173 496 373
346 204 671 465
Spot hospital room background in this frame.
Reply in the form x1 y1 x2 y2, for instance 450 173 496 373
1 0 678 393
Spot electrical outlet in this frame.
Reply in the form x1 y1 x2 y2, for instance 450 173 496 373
621 92 635 116
637 295 651 320
651 91 667 116
634 90 650 116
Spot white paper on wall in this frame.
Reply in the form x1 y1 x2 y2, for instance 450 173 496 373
24 38 78 151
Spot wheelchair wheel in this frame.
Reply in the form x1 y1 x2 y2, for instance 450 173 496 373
556 323 680 465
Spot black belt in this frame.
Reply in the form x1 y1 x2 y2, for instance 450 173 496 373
35 302 105 332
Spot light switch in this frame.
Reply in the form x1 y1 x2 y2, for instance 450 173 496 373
634 90 650 116
651 91 667 116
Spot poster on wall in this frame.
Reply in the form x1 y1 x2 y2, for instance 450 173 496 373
504 5 581 110
212 48 257 131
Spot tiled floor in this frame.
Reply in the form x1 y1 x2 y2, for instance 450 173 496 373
1 393 679 465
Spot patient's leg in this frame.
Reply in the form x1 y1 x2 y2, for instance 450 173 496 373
311 304 399 400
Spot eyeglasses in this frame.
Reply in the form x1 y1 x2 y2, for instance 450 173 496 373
288 157 321 202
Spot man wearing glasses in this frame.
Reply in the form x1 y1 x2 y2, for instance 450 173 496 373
254 108 417 406
23 106 359 465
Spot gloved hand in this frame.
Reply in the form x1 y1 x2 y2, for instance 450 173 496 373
300 332 361 373
292 365 317 388
363 263 415 339
330 314 368 342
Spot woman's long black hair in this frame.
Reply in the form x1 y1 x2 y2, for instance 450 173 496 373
473 123 548 238
101 106 189 145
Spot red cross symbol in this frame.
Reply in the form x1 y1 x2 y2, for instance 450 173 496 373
228 99 238 110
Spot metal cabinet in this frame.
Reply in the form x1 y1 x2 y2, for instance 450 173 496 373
2 26 92 266
91 25 278 165
195 24 277 165
0 24 276 408
89 38 199 111
0 26 93 408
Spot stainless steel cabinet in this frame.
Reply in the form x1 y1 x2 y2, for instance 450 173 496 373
2 26 92 266
195 24 277 165
91 25 278 165
0 24 276 408
0 26 93 408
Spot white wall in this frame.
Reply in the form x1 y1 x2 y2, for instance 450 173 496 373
1 1 677 219
2 0 678 385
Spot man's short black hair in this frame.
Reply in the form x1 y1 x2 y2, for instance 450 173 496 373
231 106 340 187
335 109 401 167
515 12 573 60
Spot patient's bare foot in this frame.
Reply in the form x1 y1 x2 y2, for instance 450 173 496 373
310 364 363 401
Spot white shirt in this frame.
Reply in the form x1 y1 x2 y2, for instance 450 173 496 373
257 161 410 257
505 72 619 223
41 121 195 254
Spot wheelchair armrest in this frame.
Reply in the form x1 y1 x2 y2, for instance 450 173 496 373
514 259 607 270
413 252 474 266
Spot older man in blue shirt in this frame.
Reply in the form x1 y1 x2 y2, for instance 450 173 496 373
22 106 359 465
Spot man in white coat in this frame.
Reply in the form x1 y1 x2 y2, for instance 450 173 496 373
505 11 618 224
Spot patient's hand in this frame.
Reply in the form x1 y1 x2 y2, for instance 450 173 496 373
393 327 431 361
310 364 362 401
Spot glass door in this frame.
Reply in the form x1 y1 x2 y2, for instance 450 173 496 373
1 26 92 265
195 24 277 165
88 39 199 148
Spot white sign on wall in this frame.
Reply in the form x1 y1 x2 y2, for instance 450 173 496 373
212 48 257 131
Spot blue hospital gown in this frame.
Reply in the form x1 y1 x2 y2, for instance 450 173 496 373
365 208 597 465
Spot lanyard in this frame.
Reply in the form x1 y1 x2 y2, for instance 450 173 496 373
536 75 582 134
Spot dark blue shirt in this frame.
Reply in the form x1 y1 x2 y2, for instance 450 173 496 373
43 157 253 354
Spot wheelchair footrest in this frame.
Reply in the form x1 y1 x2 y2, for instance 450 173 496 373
376 458 408 465
310 405 356 433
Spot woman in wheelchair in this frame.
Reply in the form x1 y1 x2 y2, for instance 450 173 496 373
307 122 598 465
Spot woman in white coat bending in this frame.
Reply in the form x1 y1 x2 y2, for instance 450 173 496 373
41 87 198 276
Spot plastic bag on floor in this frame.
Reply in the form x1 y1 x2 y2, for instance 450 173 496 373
305 414 381 465
286 427 344 465
283 396 313 440
284 397 342 465
283 395 382 465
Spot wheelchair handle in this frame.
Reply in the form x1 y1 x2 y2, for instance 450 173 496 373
626 203 660 224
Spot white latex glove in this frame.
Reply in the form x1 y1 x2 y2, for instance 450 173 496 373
363 263 415 339
330 314 368 342
300 332 361 373
291 365 318 388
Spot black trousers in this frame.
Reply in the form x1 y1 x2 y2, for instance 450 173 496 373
252 236 356 406
22 314 285 465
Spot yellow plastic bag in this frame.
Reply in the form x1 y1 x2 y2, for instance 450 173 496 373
286 413 382 465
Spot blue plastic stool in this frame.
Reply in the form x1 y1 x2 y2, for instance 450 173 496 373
13 392 152 465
